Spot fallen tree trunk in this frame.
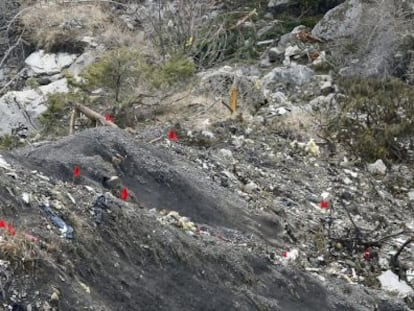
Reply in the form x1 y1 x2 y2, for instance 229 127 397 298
69 102 118 135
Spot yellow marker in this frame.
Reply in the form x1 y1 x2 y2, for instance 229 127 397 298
230 86 238 113
185 36 193 47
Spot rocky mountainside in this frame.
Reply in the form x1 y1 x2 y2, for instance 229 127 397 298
1 0 414 310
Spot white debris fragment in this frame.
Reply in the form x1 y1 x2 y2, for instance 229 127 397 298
37 173 50 181
67 193 76 205
344 169 358 178
286 249 299 262
305 139 320 157
368 159 387 175
321 192 330 200
343 177 353 185
22 192 30 204
378 270 414 297
0 155 12 170
243 181 258 193
84 185 95 192
408 190 414 202
407 269 414 283
6 172 18 179
201 130 215 139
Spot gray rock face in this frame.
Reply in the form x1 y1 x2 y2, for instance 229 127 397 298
0 79 69 136
312 0 362 40
67 51 97 77
25 50 77 75
312 0 414 78
262 64 314 87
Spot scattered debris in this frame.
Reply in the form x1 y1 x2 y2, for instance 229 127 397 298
40 203 74 239
158 211 196 233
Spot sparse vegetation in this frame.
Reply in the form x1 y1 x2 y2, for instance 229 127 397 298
149 54 195 89
0 134 22 150
82 48 146 102
321 77 414 162
82 48 195 99
25 76 39 89
0 234 41 271
20 2 110 53
39 92 84 135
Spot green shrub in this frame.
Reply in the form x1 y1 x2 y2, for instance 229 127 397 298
150 55 195 88
26 77 40 89
82 48 147 102
39 92 85 135
39 93 68 131
324 77 414 162
0 134 22 150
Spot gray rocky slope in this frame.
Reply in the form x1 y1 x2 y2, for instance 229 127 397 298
1 0 414 310
0 127 407 310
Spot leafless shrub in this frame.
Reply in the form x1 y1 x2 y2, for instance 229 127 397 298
136 0 259 68
0 0 26 71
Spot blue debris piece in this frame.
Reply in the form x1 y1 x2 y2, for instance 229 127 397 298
39 203 74 239
93 194 109 225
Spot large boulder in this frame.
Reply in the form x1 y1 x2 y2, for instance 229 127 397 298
25 50 77 76
0 79 69 136
312 0 414 78
261 64 314 87
67 50 97 77
312 0 362 40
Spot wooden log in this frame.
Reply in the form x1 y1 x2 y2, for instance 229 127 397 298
71 102 118 128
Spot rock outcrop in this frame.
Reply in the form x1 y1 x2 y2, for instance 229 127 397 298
312 0 414 79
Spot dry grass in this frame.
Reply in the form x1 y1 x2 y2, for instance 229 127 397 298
268 109 318 140
0 234 42 271
100 24 145 49
19 1 148 53
19 2 110 52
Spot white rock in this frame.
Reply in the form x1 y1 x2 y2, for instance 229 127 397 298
232 135 245 148
0 155 12 170
312 51 327 67
286 248 299 262
343 177 352 185
0 79 69 136
320 79 334 93
407 269 414 283
305 139 320 157
81 36 98 47
217 149 235 164
408 190 414 201
201 130 215 139
344 169 358 178
378 270 414 297
261 64 314 87
243 181 258 193
285 45 302 58
25 50 77 75
272 91 288 103
67 51 97 77
22 192 30 204
321 192 330 200
368 159 387 175
268 0 290 8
